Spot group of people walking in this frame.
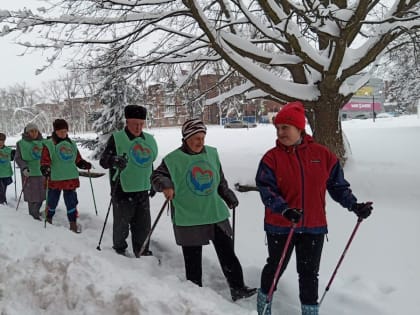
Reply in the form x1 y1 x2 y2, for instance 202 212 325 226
0 101 373 314
0 119 91 232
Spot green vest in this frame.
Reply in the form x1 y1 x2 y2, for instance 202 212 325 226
0 146 13 178
44 139 79 181
113 130 158 192
164 146 230 226
17 139 44 176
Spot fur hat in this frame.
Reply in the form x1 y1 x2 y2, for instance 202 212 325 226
53 119 69 131
0 133 5 141
124 105 147 120
274 101 306 130
182 118 207 140
25 123 39 133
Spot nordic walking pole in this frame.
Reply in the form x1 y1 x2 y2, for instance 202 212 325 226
87 169 98 216
16 176 29 211
137 198 169 257
263 224 296 315
43 177 49 228
232 206 236 249
97 154 127 250
319 217 364 306
96 171 121 251
13 160 17 200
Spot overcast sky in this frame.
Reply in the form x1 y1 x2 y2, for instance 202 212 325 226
0 0 64 89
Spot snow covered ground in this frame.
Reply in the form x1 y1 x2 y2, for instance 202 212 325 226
1 115 419 315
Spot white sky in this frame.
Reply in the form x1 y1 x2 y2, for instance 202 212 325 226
0 0 65 89
1 115 419 315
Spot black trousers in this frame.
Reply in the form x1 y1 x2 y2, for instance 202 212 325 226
182 225 245 289
260 233 324 305
0 177 12 204
112 192 151 254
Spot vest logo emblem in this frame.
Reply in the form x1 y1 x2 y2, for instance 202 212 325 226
130 141 153 167
31 144 42 160
187 161 215 196
0 151 8 164
56 142 75 162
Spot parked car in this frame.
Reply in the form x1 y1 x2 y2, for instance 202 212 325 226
353 114 369 120
224 120 257 128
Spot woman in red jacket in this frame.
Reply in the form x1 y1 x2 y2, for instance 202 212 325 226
40 119 91 233
255 101 373 315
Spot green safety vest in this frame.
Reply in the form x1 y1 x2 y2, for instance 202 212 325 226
164 146 229 226
0 146 13 178
44 139 79 181
17 138 44 177
113 130 158 192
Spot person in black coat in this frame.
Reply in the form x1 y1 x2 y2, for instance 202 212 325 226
100 105 158 257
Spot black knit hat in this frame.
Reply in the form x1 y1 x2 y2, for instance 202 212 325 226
53 119 69 131
124 105 147 119
0 133 5 141
182 118 207 140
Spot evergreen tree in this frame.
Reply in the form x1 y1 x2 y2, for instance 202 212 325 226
384 44 420 113
90 48 142 159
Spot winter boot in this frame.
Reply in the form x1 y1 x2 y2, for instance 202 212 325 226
69 221 80 233
301 304 319 315
46 217 53 224
230 286 257 301
257 288 272 315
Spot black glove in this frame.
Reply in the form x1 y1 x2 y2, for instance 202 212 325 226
229 198 239 209
351 202 373 219
281 208 303 223
111 155 128 170
22 167 30 177
225 189 239 209
77 160 92 170
149 187 156 198
40 165 51 177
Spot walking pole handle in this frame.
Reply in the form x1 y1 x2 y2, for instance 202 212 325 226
319 218 363 306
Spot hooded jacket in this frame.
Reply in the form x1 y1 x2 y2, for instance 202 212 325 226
256 134 357 234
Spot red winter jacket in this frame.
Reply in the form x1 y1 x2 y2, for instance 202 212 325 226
255 134 357 234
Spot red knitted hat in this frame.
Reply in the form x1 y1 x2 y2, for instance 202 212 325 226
274 101 306 129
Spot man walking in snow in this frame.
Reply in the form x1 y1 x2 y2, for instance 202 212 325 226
100 105 158 257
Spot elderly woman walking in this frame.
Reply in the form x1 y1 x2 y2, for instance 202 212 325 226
151 118 256 302
15 123 46 220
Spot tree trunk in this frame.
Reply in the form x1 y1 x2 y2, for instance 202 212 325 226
306 100 346 165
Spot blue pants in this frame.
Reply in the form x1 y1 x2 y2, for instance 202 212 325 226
47 188 78 222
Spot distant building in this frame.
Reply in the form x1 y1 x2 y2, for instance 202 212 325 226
341 77 385 120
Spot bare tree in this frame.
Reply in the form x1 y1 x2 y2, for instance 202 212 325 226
42 79 65 105
1 0 419 161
